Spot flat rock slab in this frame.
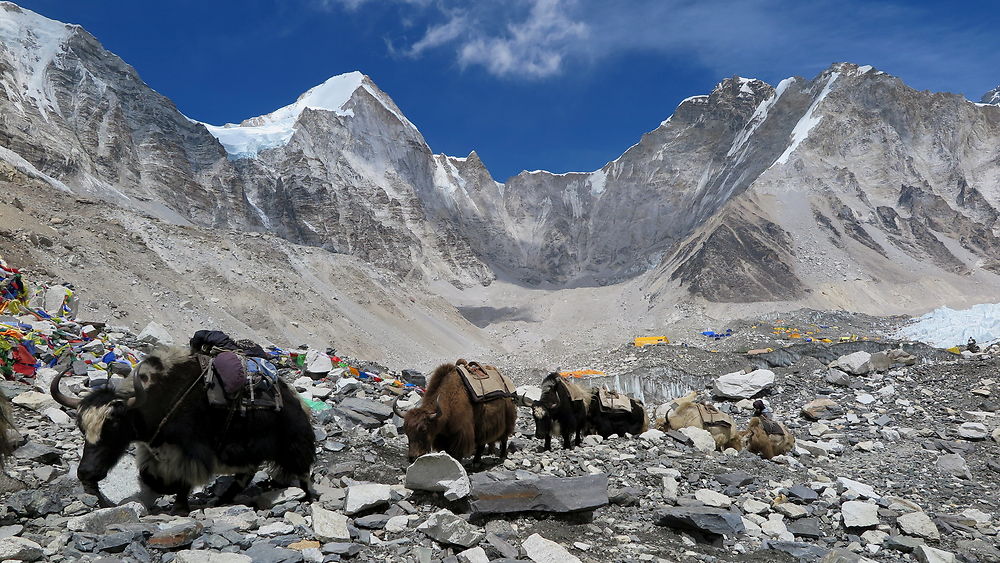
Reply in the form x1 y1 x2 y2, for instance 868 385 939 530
175 551 252 563
470 473 608 515
338 397 393 421
522 533 581 563
12 442 62 465
66 502 147 533
0 536 44 562
654 506 745 537
405 452 470 501
417 509 483 548
148 521 204 549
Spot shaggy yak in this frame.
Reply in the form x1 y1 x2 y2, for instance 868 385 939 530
0 396 13 466
396 360 516 466
51 348 315 512
532 373 591 451
742 400 795 459
589 389 648 438
661 391 743 451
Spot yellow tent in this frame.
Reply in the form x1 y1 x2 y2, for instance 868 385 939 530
634 336 669 347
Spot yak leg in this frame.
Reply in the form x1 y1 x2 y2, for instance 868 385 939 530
574 424 584 446
172 485 193 515
498 438 509 461
543 434 551 452
216 472 254 505
562 426 574 450
472 443 486 467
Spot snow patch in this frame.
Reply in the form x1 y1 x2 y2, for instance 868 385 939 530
727 77 796 161
0 144 72 192
588 168 608 196
200 71 417 158
0 2 75 119
896 303 1000 348
855 65 873 75
773 71 840 166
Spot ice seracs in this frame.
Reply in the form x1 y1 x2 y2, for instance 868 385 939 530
0 2 76 118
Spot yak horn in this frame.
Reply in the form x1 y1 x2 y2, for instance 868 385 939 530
392 397 406 418
126 366 145 409
50 366 82 409
429 396 443 419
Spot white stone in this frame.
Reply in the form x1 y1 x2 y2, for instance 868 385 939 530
841 501 879 528
831 351 872 375
743 499 770 514
838 477 881 499
516 385 543 406
11 391 56 412
914 545 956 563
457 546 490 563
311 505 350 542
384 515 410 533
174 552 253 563
257 522 293 536
898 511 940 540
661 477 678 502
712 369 775 399
137 321 174 345
774 503 807 519
344 483 392 515
861 530 888 545
523 533 582 563
405 452 471 501
761 516 789 539
42 406 71 425
695 488 732 508
958 422 988 440
0 536 44 561
638 428 665 441
66 502 147 532
679 426 717 452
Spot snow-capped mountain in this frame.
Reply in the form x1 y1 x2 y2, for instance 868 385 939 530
3 1 1000 313
983 85 1000 106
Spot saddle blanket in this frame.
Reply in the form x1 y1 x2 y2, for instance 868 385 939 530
456 361 515 403
598 387 633 413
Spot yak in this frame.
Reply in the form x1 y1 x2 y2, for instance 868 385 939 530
742 400 795 459
531 373 591 451
51 347 315 513
396 360 516 466
589 388 648 438
660 391 743 451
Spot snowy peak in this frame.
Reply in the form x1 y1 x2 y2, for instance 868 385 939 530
983 85 1000 106
0 2 77 114
202 71 418 158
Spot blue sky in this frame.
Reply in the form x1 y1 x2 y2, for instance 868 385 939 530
17 0 1000 181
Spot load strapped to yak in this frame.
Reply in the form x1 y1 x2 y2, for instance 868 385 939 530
454 359 516 403
189 330 283 412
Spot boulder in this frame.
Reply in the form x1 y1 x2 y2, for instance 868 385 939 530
654 506 746 538
694 489 732 508
936 454 971 478
957 422 988 440
897 511 940 540
522 533 581 563
11 391 56 412
405 452 471 501
12 443 62 465
762 540 828 561
801 398 843 421
99 452 142 506
311 505 351 542
887 348 918 366
470 473 608 515
516 385 542 406
147 521 204 549
67 502 147 533
840 501 879 528
831 351 871 375
679 426 717 452
175 551 253 563
344 483 392 515
0 536 44 561
457 546 490 563
338 397 393 421
137 321 173 346
638 428 665 441
417 509 483 548
712 369 775 399
915 545 956 563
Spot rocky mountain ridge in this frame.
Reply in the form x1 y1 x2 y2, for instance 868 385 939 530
2 3 1000 344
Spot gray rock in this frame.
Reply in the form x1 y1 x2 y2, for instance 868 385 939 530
0 536 44 561
405 452 471 501
244 544 303 563
470 473 608 515
787 518 823 539
885 534 924 553
522 533 580 563
935 453 971 478
831 351 871 375
333 407 382 429
417 509 483 548
321 543 363 557
801 398 843 421
914 545 956 563
137 321 174 346
713 369 775 399
840 501 879 528
680 426 717 452
824 369 853 387
485 533 519 559
311 504 351 542
338 397 393 421
99 452 142 506
12 442 62 465
763 540 829 560
654 506 746 538
344 483 392 515
715 471 754 487
66 502 147 533
354 513 391 529
457 546 490 563
174 551 253 563
897 511 940 540
957 422 988 440
148 521 204 549
11 391 57 412
869 351 891 373
788 485 819 501
516 385 542 406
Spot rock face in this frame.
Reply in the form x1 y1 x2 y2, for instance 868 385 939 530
4 2 1000 311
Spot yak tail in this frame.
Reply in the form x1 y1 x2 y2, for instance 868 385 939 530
0 397 13 467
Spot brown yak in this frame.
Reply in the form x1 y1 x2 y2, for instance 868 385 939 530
659 391 743 451
742 400 795 459
396 360 516 466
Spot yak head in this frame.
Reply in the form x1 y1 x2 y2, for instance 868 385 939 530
396 396 443 462
51 366 147 497
532 405 553 439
